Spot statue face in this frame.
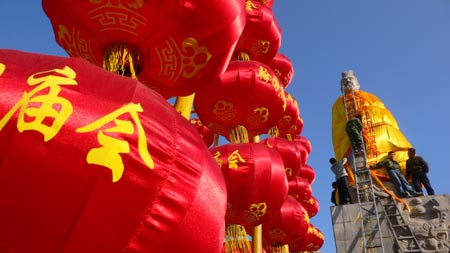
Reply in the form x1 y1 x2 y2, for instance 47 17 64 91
340 70 360 93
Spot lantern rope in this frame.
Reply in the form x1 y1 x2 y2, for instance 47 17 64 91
103 44 139 79
224 224 252 253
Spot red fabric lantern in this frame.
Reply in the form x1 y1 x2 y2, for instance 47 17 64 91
209 142 288 227
42 0 246 98
298 164 316 184
0 49 226 253
194 60 286 138
288 176 313 203
301 196 320 218
256 0 274 8
293 135 312 154
190 118 215 148
278 115 304 139
268 53 294 88
262 137 303 180
285 224 325 252
276 92 300 136
261 196 310 244
234 1 281 63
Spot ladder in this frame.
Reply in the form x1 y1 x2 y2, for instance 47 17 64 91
342 90 385 253
380 198 422 252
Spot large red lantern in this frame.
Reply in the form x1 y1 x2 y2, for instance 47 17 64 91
42 0 246 98
234 0 281 63
0 49 226 253
209 142 288 227
194 60 286 139
268 53 294 88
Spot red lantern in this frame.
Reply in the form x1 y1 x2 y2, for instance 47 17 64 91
256 0 275 8
261 196 310 244
298 164 316 184
190 118 215 148
302 196 320 218
234 1 281 63
285 224 325 252
0 49 226 253
42 0 246 98
278 115 304 139
262 137 303 180
276 92 300 136
194 60 286 138
268 53 294 88
210 142 288 227
288 176 313 203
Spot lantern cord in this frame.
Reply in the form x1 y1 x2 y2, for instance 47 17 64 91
103 44 140 79
268 126 279 137
224 224 252 253
235 51 251 61
229 125 249 144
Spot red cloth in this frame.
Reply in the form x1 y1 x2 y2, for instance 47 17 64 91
0 49 226 253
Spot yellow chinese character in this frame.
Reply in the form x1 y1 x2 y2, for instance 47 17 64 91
258 66 271 83
0 66 77 141
213 151 223 168
227 149 246 170
76 103 154 182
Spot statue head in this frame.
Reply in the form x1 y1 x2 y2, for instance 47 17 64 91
340 70 360 93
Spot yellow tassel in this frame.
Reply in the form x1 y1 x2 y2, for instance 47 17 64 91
229 125 249 144
225 224 252 253
268 126 279 137
103 44 140 79
235 51 251 61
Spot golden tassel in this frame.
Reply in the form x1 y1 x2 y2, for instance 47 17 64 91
235 51 251 61
229 125 249 144
103 44 140 79
225 224 252 253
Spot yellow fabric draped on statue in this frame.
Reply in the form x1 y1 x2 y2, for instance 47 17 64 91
331 90 412 186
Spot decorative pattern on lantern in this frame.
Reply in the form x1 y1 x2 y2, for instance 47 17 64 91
268 54 294 88
0 49 227 253
42 0 246 98
194 60 286 139
302 195 320 218
210 142 289 227
261 196 310 245
234 0 281 63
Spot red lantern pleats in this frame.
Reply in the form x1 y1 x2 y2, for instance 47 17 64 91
0 49 226 253
284 224 325 252
261 196 310 244
262 137 303 180
210 142 288 227
234 1 281 63
42 0 247 98
274 92 300 137
288 176 313 203
194 60 286 139
298 163 316 184
268 54 294 88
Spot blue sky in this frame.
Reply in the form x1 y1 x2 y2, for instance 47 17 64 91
1 1 449 252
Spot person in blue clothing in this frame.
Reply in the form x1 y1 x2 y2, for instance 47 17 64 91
370 151 422 198
406 148 435 195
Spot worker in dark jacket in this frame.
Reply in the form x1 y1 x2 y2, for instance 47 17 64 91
345 114 364 154
330 157 351 205
406 148 435 195
370 151 422 198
